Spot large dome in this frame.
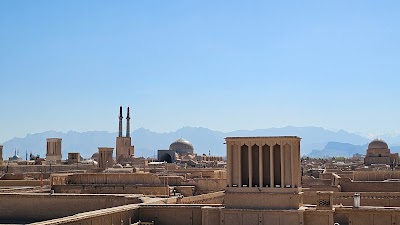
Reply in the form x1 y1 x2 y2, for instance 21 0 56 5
368 139 389 149
169 138 194 154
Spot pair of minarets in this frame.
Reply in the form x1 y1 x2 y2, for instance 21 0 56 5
118 106 130 138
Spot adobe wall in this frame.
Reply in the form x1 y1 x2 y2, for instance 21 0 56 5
158 176 227 194
171 169 227 179
203 208 307 225
189 178 227 194
334 207 400 225
175 186 194 196
203 206 400 225
303 192 400 207
302 176 332 187
1 164 96 174
0 193 140 224
52 185 169 196
178 191 224 204
30 204 139 225
353 171 400 181
138 205 204 225
0 180 50 186
67 173 162 185
340 178 400 192
225 191 302 210
159 176 184 185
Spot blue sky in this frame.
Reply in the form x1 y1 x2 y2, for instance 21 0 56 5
1 1 400 142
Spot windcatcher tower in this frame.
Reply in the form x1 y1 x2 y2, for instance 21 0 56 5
116 106 135 164
46 138 62 163
224 136 302 210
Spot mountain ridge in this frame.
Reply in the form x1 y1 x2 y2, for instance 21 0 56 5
2 126 399 159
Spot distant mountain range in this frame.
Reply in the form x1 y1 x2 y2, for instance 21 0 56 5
2 126 400 159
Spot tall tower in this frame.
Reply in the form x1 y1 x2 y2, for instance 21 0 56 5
116 106 135 164
126 107 130 138
46 138 62 163
225 136 302 210
98 147 114 169
118 106 123 137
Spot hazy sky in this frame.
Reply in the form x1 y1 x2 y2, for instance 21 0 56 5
1 1 400 143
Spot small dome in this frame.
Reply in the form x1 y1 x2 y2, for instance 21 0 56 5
169 138 194 154
368 139 389 149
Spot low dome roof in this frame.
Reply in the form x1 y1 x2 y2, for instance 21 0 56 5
368 139 389 149
169 138 194 152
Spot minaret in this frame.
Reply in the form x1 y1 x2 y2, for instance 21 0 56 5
126 107 130 137
118 106 123 137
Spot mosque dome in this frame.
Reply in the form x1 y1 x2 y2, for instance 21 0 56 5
91 152 99 160
368 139 389 149
10 153 20 161
169 138 194 154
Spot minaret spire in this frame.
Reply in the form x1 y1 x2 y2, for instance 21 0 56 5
126 107 130 137
118 106 123 137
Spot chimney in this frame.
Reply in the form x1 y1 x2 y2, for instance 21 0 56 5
354 193 360 208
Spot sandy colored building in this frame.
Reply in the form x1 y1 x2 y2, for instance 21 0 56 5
67 152 81 164
364 139 398 166
98 147 114 169
116 106 135 164
158 138 195 163
46 138 62 163
6 136 400 225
